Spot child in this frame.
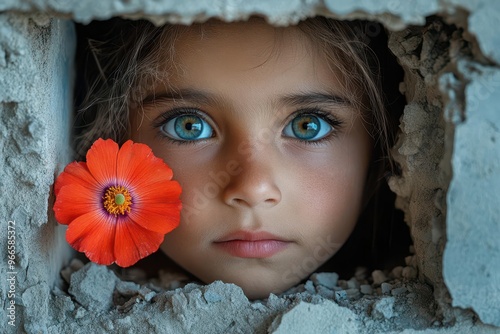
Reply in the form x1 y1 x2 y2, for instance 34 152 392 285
74 16 407 299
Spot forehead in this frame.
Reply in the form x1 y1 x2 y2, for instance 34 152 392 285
154 19 348 100
174 19 311 67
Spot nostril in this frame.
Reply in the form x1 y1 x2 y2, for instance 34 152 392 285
233 198 244 205
263 198 280 207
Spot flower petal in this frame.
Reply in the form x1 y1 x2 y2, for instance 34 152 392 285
66 210 117 266
54 162 98 196
54 183 101 225
86 138 118 186
116 140 174 189
134 180 182 204
114 219 164 267
128 201 182 234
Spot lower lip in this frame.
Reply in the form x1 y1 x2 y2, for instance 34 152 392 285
214 240 290 258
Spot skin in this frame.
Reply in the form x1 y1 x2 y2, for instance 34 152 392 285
130 19 372 299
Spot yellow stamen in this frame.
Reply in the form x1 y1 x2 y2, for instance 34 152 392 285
103 185 132 216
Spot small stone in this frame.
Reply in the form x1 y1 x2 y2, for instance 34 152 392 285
251 302 267 312
372 297 395 319
391 287 408 296
345 288 361 300
402 266 417 279
405 255 416 267
360 285 373 295
406 293 417 300
61 259 85 284
74 307 86 319
391 266 404 279
204 289 222 303
316 285 335 299
60 267 73 284
115 316 132 327
399 82 407 94
69 263 119 312
334 290 347 301
354 267 368 281
409 245 415 254
171 293 188 313
347 278 360 289
304 280 315 293
158 270 189 289
69 258 84 271
102 319 114 331
116 281 141 296
381 282 392 294
371 270 388 285
310 272 339 289
121 267 148 282
143 291 156 302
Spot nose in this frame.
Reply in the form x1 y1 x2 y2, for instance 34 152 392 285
222 150 282 209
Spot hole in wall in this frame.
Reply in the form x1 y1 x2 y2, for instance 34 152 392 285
71 15 411 278
47 13 466 333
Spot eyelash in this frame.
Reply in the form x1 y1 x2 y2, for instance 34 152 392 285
152 107 344 146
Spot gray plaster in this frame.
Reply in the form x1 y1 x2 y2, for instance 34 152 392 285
443 61 500 327
0 13 74 330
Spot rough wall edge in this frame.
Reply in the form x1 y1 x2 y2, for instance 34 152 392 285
2 1 497 64
5 0 499 64
0 0 466 27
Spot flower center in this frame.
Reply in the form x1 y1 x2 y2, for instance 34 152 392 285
103 185 132 216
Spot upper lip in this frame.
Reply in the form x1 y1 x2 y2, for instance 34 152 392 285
215 230 287 242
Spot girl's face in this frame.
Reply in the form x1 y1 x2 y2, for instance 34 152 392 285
130 20 372 299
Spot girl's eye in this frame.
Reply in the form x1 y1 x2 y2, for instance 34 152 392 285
282 114 333 141
160 114 214 141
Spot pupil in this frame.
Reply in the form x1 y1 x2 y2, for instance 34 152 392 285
175 115 203 140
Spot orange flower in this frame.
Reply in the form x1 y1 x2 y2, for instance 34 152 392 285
53 138 182 267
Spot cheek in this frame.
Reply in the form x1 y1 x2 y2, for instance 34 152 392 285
294 166 364 238
287 141 371 247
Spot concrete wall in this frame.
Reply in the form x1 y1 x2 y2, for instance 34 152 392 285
0 0 499 332
0 13 75 331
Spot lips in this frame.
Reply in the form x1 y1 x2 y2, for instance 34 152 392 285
213 230 291 258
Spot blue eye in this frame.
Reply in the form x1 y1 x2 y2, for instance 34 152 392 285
160 114 213 141
283 114 333 141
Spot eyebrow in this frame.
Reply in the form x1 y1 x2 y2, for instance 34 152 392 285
142 89 221 107
280 92 352 107
141 89 352 109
